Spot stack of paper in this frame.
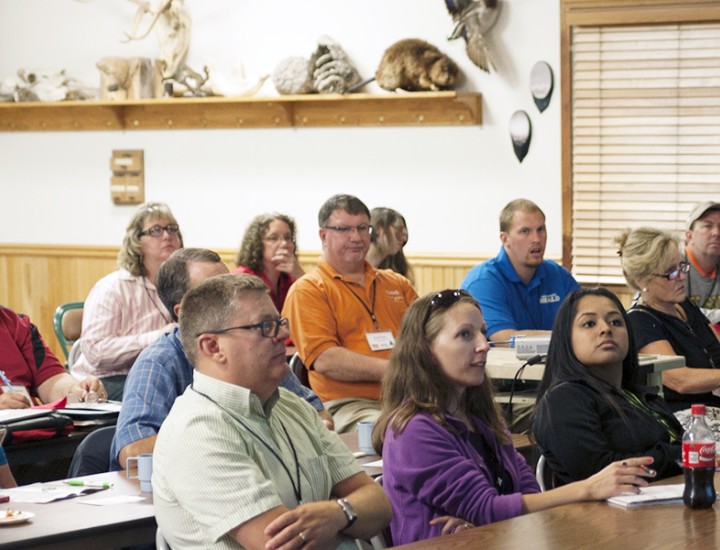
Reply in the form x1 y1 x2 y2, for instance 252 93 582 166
607 484 684 508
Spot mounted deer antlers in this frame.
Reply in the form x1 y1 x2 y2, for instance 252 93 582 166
123 0 190 79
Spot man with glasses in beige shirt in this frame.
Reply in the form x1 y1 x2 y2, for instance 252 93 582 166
153 273 391 549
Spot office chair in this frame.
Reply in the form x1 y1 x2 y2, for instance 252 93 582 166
52 301 84 362
67 425 116 477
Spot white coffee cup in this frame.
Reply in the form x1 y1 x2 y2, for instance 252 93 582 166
357 420 376 455
126 453 153 492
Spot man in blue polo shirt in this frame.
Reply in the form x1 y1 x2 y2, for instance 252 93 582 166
462 198 579 342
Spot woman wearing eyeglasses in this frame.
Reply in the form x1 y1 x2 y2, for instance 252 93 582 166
375 289 656 545
618 227 720 411
234 213 304 313
71 202 183 400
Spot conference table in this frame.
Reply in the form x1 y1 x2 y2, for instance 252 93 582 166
394 473 720 549
0 471 155 549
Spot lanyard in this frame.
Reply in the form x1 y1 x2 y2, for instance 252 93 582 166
341 278 379 330
191 386 303 505
620 388 680 444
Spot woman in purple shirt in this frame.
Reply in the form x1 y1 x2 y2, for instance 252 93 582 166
375 289 657 545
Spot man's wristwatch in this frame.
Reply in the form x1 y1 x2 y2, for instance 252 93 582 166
335 498 357 530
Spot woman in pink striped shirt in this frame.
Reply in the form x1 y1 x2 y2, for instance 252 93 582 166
71 202 183 400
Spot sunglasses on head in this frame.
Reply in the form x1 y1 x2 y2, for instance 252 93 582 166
422 289 473 327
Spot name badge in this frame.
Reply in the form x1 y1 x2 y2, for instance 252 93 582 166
365 330 395 351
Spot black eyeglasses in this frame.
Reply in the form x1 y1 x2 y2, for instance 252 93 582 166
196 317 289 339
652 261 690 281
422 289 472 327
323 224 373 236
139 224 180 238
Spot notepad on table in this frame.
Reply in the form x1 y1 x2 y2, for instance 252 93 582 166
607 484 684 508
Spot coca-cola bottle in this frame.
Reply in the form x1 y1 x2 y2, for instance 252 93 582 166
682 404 717 509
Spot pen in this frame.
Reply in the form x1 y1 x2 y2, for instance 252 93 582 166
0 370 14 392
64 480 113 489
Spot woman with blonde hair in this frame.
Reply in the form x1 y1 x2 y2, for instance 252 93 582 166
376 289 656 545
71 202 182 400
618 226 720 411
234 213 304 312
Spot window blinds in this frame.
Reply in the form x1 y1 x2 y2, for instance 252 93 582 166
571 23 720 284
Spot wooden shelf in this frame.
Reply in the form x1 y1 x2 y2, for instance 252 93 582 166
0 91 481 132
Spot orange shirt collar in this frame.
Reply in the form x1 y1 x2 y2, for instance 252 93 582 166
686 246 717 278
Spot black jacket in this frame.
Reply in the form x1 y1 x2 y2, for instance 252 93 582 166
533 379 682 484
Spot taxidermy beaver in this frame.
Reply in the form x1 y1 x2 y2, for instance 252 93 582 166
375 38 462 91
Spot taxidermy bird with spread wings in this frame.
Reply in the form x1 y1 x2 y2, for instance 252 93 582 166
444 0 501 73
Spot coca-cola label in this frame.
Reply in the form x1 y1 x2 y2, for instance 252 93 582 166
682 441 716 468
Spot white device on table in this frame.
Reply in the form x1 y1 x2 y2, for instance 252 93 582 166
515 335 551 360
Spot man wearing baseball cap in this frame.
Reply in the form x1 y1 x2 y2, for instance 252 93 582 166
685 201 720 324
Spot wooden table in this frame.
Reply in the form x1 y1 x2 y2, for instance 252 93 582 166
338 431 383 477
394 473 719 549
0 471 156 550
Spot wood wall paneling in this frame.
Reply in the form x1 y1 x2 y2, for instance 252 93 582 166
0 244 635 364
0 245 486 362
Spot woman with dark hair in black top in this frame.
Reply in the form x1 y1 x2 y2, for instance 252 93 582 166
533 287 683 485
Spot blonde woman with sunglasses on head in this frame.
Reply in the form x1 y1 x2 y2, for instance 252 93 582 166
619 227 720 412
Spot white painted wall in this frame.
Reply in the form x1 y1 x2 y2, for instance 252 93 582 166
0 0 561 257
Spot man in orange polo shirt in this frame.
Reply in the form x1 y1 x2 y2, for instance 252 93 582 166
685 201 720 328
283 194 417 432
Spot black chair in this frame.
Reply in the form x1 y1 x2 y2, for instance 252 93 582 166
67 426 116 477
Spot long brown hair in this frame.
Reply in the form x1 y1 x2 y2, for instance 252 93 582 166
373 290 508 454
